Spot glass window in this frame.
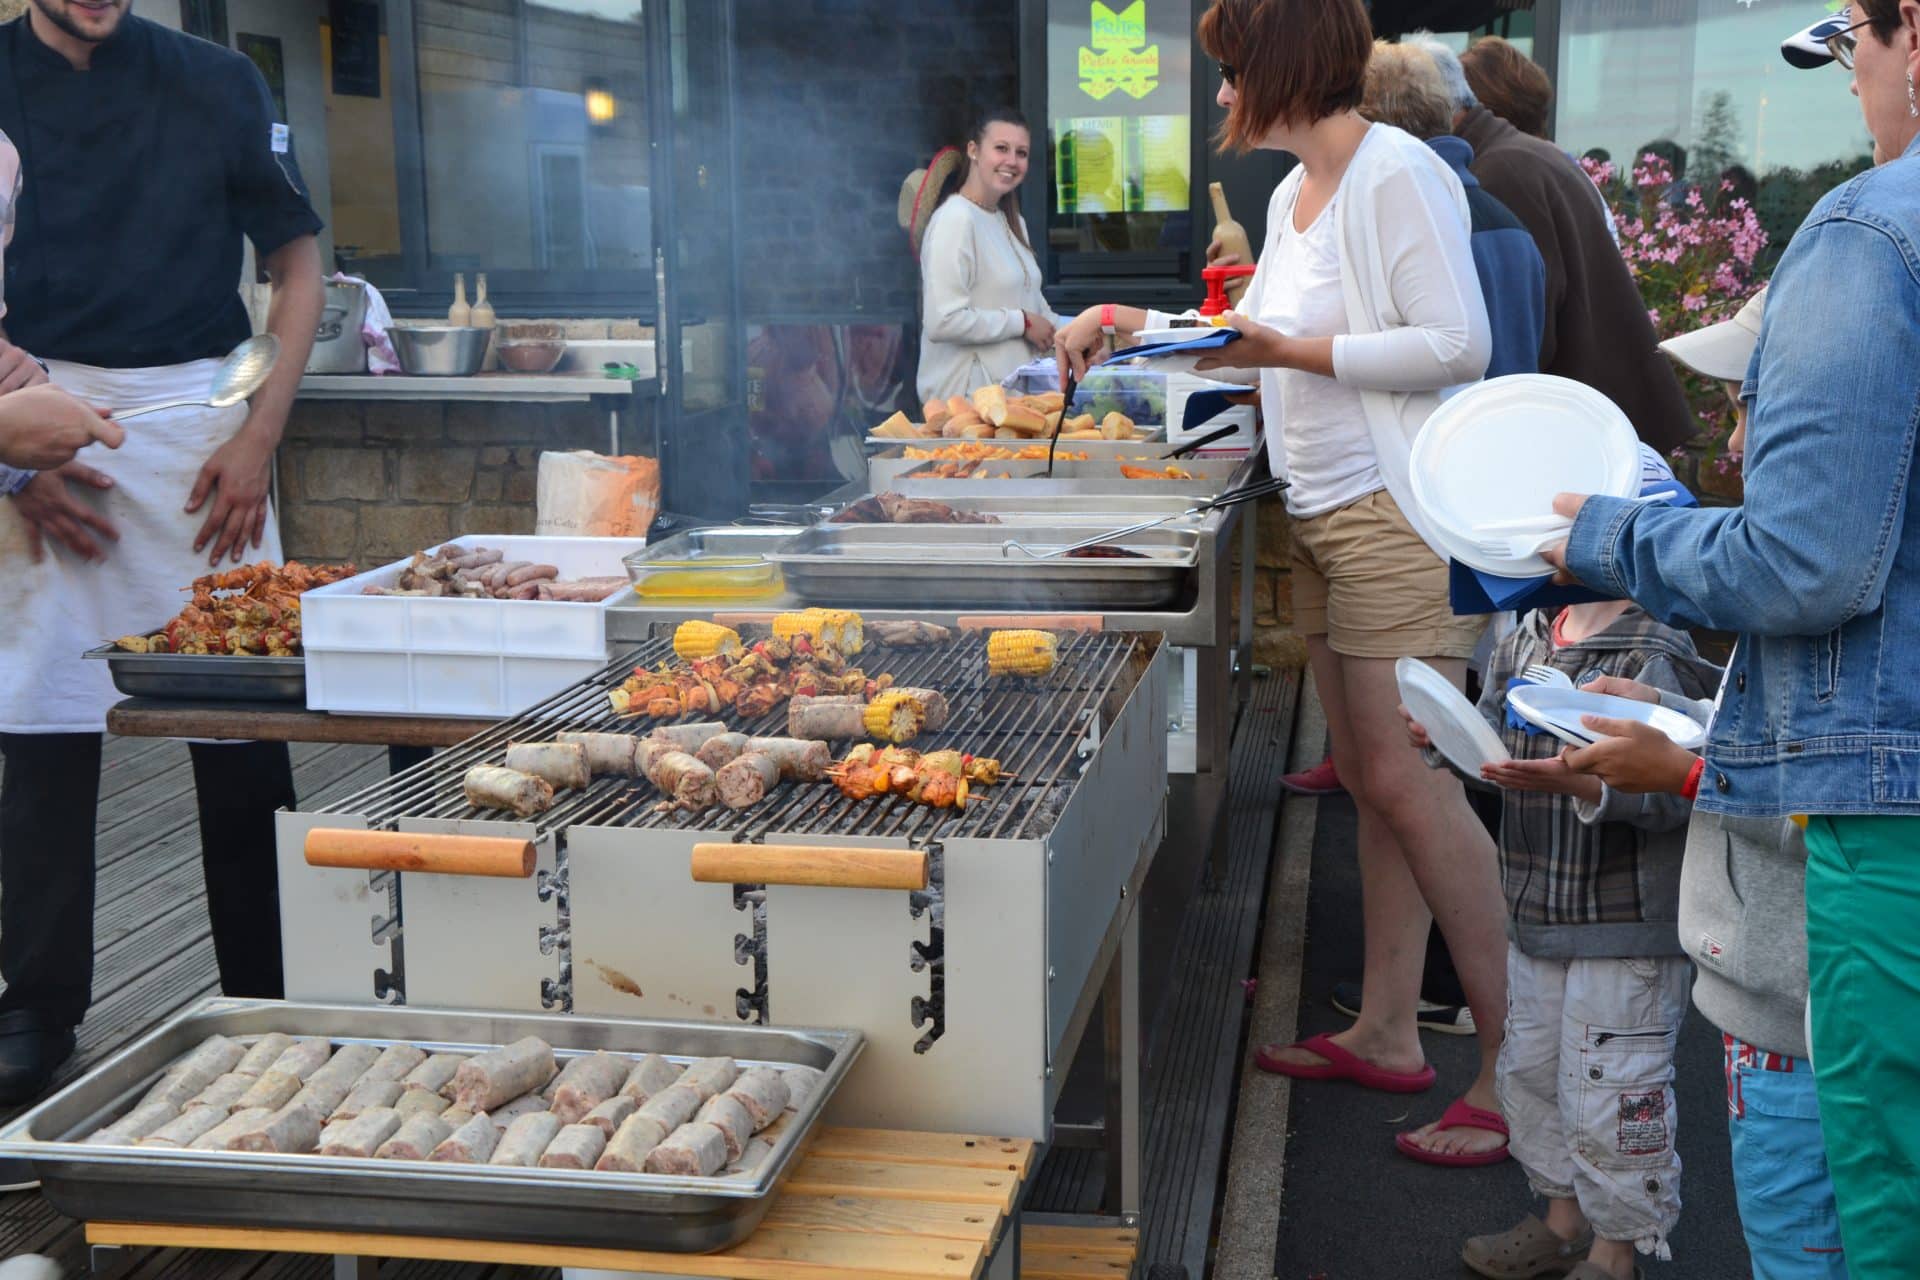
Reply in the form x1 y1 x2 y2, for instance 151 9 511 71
1553 0 1872 266
1044 0 1195 269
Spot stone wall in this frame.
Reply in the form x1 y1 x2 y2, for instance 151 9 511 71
275 399 604 566
1229 497 1302 671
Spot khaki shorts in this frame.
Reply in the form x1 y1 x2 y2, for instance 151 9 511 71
1289 488 1488 660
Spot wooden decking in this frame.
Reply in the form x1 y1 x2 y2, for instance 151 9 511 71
0 736 562 1277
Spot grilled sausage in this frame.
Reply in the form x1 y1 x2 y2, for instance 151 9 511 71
229 1101 322 1154
188 1107 273 1151
329 1078 404 1123
726 1067 791 1130
184 1072 254 1112
463 765 555 817
550 1051 632 1126
677 1057 740 1103
557 731 640 777
402 1052 468 1099
268 1038 334 1081
786 696 866 741
505 563 559 588
742 737 832 783
375 1111 452 1161
232 1070 302 1115
645 1122 729 1177
452 1037 556 1113
233 1033 296 1078
618 1054 681 1104
887 688 951 732
320 1107 403 1158
489 1111 564 1167
361 1044 429 1083
536 577 629 603
504 742 591 791
581 1094 638 1140
716 751 779 809
137 1106 229 1149
647 751 717 811
594 1112 670 1172
647 721 730 752
694 732 750 770
637 1083 701 1132
695 1093 753 1161
537 1122 608 1170
429 1111 500 1163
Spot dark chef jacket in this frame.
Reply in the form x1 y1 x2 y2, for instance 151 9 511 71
0 13 323 368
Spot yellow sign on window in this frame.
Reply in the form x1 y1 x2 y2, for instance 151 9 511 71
1079 1 1159 100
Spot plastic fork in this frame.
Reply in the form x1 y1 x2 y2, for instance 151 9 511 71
1471 528 1572 561
1521 664 1574 689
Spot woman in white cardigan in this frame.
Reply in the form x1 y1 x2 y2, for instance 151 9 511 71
1059 0 1509 1169
915 110 1062 405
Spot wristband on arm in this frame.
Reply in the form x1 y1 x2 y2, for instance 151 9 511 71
1680 756 1706 800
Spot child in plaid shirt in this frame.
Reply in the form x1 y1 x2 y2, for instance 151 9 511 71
1407 597 1716 1280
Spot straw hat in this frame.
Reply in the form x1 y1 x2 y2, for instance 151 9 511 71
898 147 963 259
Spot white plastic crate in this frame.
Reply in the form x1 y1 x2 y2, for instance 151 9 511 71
302 535 644 716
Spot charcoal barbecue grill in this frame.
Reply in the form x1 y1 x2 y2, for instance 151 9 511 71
277 630 1168 1153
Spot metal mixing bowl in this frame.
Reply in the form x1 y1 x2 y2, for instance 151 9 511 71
391 326 490 376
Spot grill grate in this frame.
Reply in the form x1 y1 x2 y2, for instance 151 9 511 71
322 632 1143 844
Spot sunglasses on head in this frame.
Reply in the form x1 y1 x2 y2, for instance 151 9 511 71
1827 13 1874 71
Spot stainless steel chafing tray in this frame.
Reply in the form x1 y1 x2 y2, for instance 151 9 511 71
83 644 306 703
897 456 1244 483
765 523 1200 610
0 997 863 1254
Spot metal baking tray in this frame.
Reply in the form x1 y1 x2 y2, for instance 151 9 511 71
84 644 306 703
766 523 1200 610
900 457 1244 483
0 997 863 1254
865 432 1164 452
825 491 1214 528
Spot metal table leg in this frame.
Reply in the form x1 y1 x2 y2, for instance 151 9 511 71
333 1258 378 1280
1101 903 1142 1221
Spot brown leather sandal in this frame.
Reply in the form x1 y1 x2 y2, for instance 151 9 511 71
1461 1215 1594 1278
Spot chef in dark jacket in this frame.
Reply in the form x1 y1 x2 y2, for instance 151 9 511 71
0 0 325 1106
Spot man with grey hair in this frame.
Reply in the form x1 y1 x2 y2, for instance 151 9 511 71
1402 30 1478 112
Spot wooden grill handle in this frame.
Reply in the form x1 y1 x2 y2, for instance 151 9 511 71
957 614 1103 633
305 829 536 878
690 842 928 891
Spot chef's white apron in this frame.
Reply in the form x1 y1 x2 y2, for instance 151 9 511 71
0 359 279 734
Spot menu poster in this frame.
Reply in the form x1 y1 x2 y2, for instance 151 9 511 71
1048 0 1193 215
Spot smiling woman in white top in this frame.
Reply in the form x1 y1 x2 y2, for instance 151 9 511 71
1059 0 1510 1171
913 109 1063 404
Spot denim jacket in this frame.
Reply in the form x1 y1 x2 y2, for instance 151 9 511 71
1566 134 1920 819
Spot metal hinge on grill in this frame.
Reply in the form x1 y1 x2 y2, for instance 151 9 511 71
539 848 574 1012
734 885 770 1024
910 842 946 1055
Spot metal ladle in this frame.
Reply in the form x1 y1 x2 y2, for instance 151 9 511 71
112 335 282 420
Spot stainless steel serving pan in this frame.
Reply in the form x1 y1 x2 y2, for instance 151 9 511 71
84 644 306 703
0 997 863 1254
899 457 1244 483
766 523 1200 610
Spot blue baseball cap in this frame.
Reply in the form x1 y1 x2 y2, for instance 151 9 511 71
1782 9 1852 69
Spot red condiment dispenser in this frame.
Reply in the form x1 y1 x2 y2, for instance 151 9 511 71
1200 264 1257 317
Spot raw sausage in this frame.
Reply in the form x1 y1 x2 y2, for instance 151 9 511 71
320 1107 403 1158
489 1111 563 1167
786 696 866 741
329 1078 404 1122
725 1137 775 1179
581 1094 638 1139
361 1044 429 1083
137 1107 229 1149
537 1123 608 1170
594 1112 669 1172
694 732 750 770
375 1112 452 1161
463 765 554 817
184 1072 254 1112
401 1052 467 1099
694 1093 753 1160
504 742 591 791
557 731 640 777
644 1122 728 1177
536 577 629 603
782 1065 825 1110
677 1057 740 1103
429 1111 500 1163
140 1035 245 1109
298 1043 383 1115
189 1107 273 1151
229 1101 321 1154
715 751 779 809
89 1098 176 1144
505 563 559 588
549 1051 631 1126
485 1093 550 1132
647 751 716 811
232 1070 302 1115
618 1054 681 1104
636 1083 701 1131
268 1038 334 1081
233 1033 296 1077
394 1088 450 1120
743 738 833 782
452 1037 557 1113
726 1067 790 1130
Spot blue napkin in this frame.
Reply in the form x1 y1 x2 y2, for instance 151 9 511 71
1450 483 1700 615
1504 677 1555 737
1183 389 1237 434
1109 328 1243 361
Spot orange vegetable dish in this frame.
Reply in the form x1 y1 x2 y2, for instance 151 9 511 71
112 561 358 656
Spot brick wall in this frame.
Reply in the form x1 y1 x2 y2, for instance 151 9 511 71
276 399 604 566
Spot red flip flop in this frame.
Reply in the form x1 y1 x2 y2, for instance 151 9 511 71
1394 1097 1511 1167
1253 1032 1437 1093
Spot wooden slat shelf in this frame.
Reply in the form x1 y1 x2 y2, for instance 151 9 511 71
1021 1224 1139 1278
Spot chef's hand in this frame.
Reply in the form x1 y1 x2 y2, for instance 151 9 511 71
0 340 49 394
1537 493 1593 584
1559 718 1699 796
187 423 275 565
0 386 123 470
12 461 119 563
1054 307 1108 387
1023 311 1057 353
1481 756 1603 802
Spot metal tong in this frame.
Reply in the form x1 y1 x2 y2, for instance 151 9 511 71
1001 474 1290 560
1045 367 1078 478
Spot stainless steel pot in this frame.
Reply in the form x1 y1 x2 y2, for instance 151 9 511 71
306 280 371 374
391 325 489 376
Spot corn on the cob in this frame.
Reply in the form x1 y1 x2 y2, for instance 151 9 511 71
863 691 926 744
987 629 1058 678
771 608 864 654
672 620 741 661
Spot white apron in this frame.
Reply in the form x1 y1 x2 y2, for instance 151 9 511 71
0 359 277 734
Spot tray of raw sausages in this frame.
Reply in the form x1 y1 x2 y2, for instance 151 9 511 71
0 997 863 1254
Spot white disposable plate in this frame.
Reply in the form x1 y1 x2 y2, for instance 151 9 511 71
1507 686 1708 751
1410 375 1641 577
1133 325 1226 345
1395 657 1510 775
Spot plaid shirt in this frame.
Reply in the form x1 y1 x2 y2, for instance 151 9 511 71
1474 607 1719 958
